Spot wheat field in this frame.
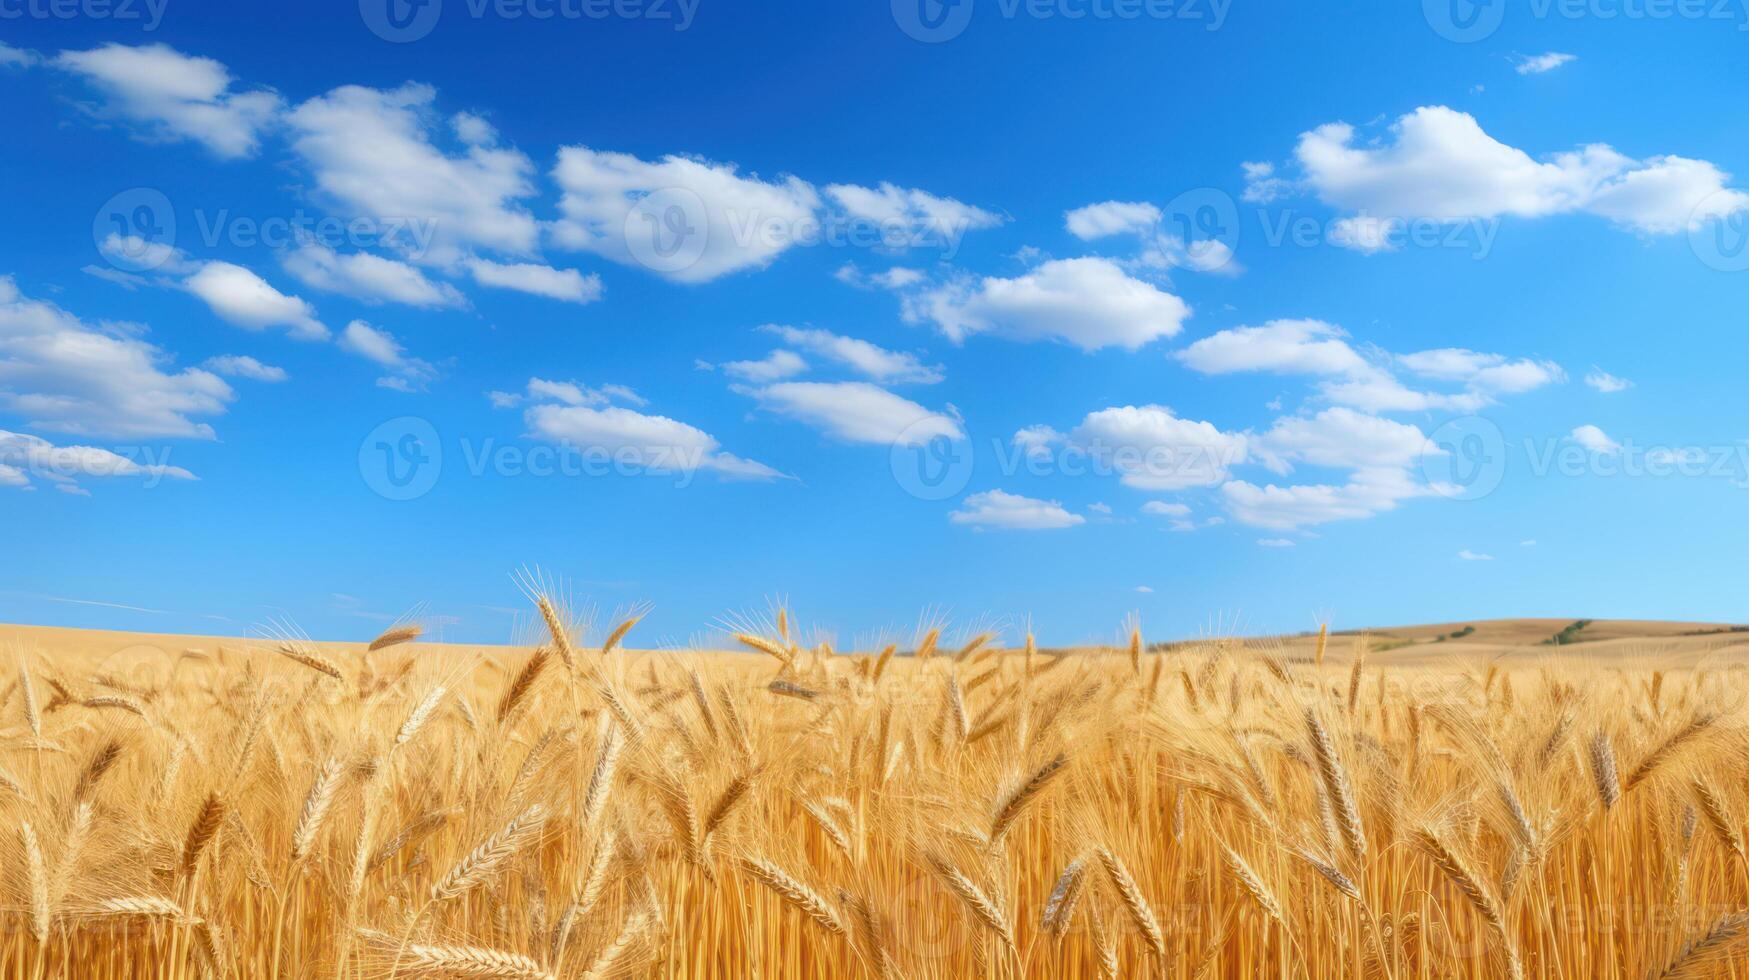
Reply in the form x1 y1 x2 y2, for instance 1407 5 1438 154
5 608 1749 979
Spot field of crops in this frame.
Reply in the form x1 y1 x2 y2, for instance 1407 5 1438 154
5 608 1749 978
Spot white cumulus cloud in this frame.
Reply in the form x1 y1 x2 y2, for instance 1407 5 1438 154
825 182 1002 244
287 83 541 265
745 381 961 446
900 258 1191 351
1 42 39 69
1570 424 1621 454
759 325 942 384
721 350 808 384
183 262 328 340
1221 467 1437 530
551 147 820 284
949 490 1085 530
0 277 232 439
1177 319 1369 376
1064 201 1163 240
1140 501 1191 517
339 320 436 392
465 258 602 304
1255 408 1435 472
1066 405 1248 490
0 429 196 493
1178 319 1561 413
203 355 287 383
1515 52 1576 75
283 241 466 309
1282 106 1748 241
521 381 782 481
1584 368 1632 393
54 43 281 159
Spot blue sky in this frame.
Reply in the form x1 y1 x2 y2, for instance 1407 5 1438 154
2 1 1747 646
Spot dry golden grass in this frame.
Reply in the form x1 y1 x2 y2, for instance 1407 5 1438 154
5 613 1749 978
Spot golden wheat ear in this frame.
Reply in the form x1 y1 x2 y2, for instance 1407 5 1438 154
367 624 421 652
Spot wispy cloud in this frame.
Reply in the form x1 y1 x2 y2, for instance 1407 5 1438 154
1514 52 1576 75
32 594 165 614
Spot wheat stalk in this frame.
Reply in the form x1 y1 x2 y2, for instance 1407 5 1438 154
1690 777 1745 863
291 756 344 861
360 929 556 979
740 856 844 936
367 624 421 652
73 739 121 803
394 685 445 747
497 647 551 723
1624 713 1715 792
927 852 1015 953
1221 844 1286 925
1292 846 1361 902
989 752 1069 844
1096 845 1166 958
1040 857 1086 936
1659 911 1749 979
90 897 192 922
181 792 225 876
601 616 641 656
1305 708 1367 861
21 821 48 942
734 633 792 666
703 770 755 842
18 663 41 738
578 903 655 980
81 695 147 719
1588 730 1621 809
276 642 343 680
432 804 548 901
582 721 622 831
1411 825 1521 978
535 596 577 668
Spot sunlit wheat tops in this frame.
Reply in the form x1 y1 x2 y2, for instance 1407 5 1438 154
5 612 1749 978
